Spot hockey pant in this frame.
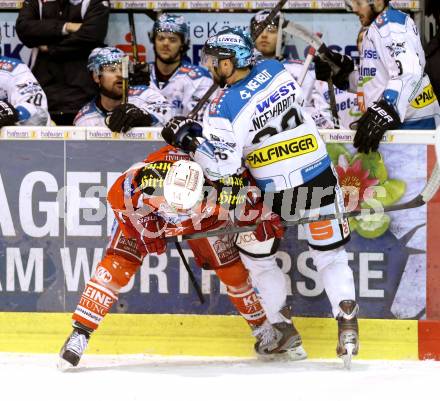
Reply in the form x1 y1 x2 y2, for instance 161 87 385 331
235 231 288 324
72 224 266 331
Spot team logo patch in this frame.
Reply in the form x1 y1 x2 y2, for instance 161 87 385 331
0 61 15 72
246 134 318 168
411 84 437 108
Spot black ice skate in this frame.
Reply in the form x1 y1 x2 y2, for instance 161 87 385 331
336 300 359 369
253 307 307 361
58 324 91 370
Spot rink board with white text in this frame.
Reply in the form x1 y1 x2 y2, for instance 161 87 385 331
0 140 427 319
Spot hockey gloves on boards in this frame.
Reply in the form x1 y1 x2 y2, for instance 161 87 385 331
0 100 19 127
353 99 400 154
314 49 354 91
106 103 153 133
161 116 204 153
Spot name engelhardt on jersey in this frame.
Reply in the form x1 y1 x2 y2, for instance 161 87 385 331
252 82 297 131
247 134 318 168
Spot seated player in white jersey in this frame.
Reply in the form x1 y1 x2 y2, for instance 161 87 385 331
147 13 214 120
0 50 49 127
74 47 172 131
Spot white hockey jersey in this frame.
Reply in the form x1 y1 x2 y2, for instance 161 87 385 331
282 59 315 101
149 61 213 119
283 58 350 129
194 59 330 192
0 56 49 126
74 85 172 127
349 6 440 128
313 80 361 129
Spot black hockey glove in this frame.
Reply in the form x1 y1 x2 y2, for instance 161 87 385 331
106 103 154 133
314 49 354 90
314 56 332 82
161 116 203 153
353 99 400 154
129 62 150 86
0 100 19 127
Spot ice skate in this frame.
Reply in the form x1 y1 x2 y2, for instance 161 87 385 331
253 307 307 361
336 300 359 369
58 325 91 370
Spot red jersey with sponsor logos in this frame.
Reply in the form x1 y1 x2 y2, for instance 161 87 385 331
108 145 248 240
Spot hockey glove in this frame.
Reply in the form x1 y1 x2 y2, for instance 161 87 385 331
314 50 354 90
254 212 285 242
106 103 154 133
354 99 400 154
314 56 333 82
0 100 19 127
129 62 150 86
139 215 167 255
161 116 204 153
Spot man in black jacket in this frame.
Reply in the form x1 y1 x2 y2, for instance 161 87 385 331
16 0 109 125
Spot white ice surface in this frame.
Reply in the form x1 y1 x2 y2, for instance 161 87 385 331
1 353 439 401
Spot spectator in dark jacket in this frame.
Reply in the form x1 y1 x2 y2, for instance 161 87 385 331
16 0 109 125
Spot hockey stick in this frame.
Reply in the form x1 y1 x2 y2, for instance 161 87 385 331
121 55 129 104
275 12 284 59
282 24 340 127
174 241 205 304
327 77 341 128
187 0 288 120
166 128 440 242
128 11 139 62
297 33 321 86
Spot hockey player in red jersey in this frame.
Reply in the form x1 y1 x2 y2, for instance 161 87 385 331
58 144 305 369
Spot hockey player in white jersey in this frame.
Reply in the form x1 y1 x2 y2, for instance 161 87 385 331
0 52 49 127
148 14 214 120
161 27 359 365
74 47 171 130
316 0 440 153
250 9 361 129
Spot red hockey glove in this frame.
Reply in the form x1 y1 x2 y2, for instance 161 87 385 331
254 212 285 242
139 215 167 255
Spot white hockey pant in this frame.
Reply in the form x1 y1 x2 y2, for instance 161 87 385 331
239 252 288 324
309 245 356 317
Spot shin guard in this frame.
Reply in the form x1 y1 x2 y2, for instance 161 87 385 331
72 279 117 331
227 281 267 327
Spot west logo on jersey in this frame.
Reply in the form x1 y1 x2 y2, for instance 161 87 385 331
246 134 318 168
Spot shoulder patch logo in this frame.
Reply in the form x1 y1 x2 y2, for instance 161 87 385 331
0 61 15 72
240 90 252 99
209 90 225 115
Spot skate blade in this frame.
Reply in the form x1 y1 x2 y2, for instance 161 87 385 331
341 344 355 370
256 345 308 362
57 357 75 372
285 345 308 361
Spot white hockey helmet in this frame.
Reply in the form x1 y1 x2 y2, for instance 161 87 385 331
164 160 205 211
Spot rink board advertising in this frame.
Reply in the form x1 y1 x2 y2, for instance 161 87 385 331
0 140 427 319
